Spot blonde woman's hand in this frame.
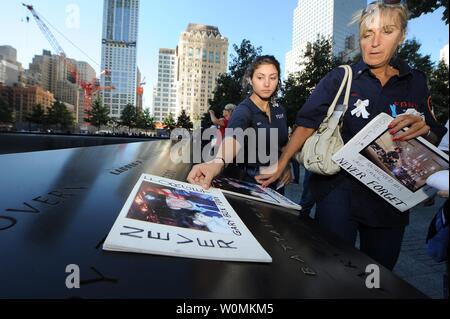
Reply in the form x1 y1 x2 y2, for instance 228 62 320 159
255 162 287 188
388 114 430 141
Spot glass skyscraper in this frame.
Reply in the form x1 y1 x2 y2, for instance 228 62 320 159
100 0 139 118
285 0 365 77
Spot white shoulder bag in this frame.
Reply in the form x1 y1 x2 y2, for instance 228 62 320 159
296 65 353 175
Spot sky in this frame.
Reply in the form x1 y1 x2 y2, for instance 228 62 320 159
1 0 448 108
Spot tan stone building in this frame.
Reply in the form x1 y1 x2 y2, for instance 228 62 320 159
0 83 54 122
177 23 228 119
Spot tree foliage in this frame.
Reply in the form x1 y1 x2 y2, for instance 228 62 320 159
46 101 74 131
162 113 176 131
208 39 262 121
208 74 242 114
397 39 448 124
228 39 263 91
120 103 137 132
280 36 341 126
176 109 193 129
200 112 212 131
136 108 156 132
25 104 45 130
398 39 434 76
0 97 13 124
406 0 448 24
84 98 110 132
429 60 449 124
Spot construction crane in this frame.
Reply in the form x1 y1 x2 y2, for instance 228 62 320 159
81 81 115 110
22 3 115 113
22 3 78 83
137 77 146 97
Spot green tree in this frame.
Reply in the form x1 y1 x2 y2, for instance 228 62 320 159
228 39 263 95
142 109 156 132
47 101 74 131
208 39 262 119
208 74 242 115
396 39 448 123
25 104 45 131
429 60 449 124
135 110 145 131
0 96 13 124
162 113 176 131
406 0 448 24
176 109 193 129
136 108 156 132
280 36 341 126
84 98 110 132
398 39 434 77
120 103 137 133
280 75 309 127
200 112 212 130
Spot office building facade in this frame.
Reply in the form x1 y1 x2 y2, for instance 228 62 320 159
285 0 365 77
100 0 140 118
152 48 178 123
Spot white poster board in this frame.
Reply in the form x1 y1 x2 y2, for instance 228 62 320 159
212 176 301 210
103 174 272 262
333 113 449 212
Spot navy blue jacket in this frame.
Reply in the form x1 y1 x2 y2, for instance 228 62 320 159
297 58 447 143
296 58 447 227
227 97 288 169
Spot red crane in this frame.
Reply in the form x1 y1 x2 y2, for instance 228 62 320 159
137 77 146 96
22 3 115 115
81 81 115 111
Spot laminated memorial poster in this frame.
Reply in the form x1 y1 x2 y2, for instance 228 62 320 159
211 176 301 210
332 113 449 212
103 174 272 262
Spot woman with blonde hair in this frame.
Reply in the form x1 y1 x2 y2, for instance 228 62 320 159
257 0 447 269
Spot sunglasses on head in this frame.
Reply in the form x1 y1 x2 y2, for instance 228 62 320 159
367 0 403 5
380 0 403 4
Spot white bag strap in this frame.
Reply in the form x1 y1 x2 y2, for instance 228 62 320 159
324 65 353 120
342 65 353 108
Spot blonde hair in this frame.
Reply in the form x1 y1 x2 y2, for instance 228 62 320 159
352 1 409 42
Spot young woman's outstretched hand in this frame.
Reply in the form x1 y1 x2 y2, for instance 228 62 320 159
186 161 224 189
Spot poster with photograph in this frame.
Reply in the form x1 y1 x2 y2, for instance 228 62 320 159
211 176 301 211
103 174 272 262
332 113 449 212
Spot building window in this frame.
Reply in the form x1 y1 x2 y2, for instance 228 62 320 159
345 35 355 51
195 48 200 60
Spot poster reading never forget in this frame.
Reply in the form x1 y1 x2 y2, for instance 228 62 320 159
333 113 449 212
